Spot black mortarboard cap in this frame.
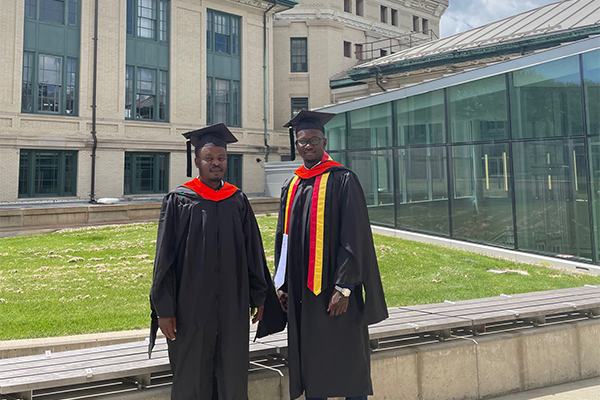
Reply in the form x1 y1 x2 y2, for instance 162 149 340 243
182 123 238 177
284 110 336 135
283 110 336 161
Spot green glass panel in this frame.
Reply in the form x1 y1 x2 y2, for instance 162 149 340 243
348 103 392 149
396 147 449 235
324 113 346 151
451 143 514 247
449 75 508 142
18 151 30 197
124 152 169 194
347 150 394 226
583 50 600 136
327 151 345 165
290 38 307 72
35 152 59 195
225 154 242 188
590 136 600 263
395 89 444 145
513 138 592 261
510 55 583 139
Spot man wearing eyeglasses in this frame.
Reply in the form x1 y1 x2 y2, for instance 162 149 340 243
260 110 388 400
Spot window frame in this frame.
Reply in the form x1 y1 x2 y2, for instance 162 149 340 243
355 44 363 61
22 51 79 116
125 65 169 122
291 97 309 118
206 9 241 56
391 9 398 26
290 37 308 73
224 154 243 189
25 0 79 26
343 41 351 58
206 77 241 127
356 0 363 16
126 0 169 43
380 6 387 23
18 149 78 198
124 152 170 195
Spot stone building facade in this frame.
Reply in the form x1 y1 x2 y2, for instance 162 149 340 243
0 0 447 203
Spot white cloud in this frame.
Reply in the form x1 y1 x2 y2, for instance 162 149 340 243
440 0 561 38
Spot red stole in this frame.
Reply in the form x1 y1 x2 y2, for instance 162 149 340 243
182 178 238 201
279 152 342 295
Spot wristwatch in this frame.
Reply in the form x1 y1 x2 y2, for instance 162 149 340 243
334 285 351 297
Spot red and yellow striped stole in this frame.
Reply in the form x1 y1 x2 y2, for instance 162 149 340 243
283 176 300 235
280 153 342 295
306 171 331 295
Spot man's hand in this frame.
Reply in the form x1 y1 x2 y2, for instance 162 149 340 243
158 317 177 341
327 290 349 317
251 306 264 324
277 290 288 312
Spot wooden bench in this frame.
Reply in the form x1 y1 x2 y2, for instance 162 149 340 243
1 285 599 400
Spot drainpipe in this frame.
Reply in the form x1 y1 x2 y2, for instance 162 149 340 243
375 67 387 92
90 0 99 203
263 2 277 162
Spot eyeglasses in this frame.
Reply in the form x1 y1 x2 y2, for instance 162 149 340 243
296 137 323 146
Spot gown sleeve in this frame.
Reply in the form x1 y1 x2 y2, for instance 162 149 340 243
334 171 373 287
242 194 268 308
150 194 178 319
334 171 388 325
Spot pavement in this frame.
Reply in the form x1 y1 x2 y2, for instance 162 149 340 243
488 377 600 400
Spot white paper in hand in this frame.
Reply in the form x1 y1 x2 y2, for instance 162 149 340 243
274 234 288 289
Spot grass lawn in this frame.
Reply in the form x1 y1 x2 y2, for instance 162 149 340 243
1 217 599 340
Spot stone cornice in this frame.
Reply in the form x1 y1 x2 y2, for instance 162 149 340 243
274 9 425 38
227 0 295 13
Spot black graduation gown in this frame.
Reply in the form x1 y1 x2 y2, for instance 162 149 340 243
148 184 277 400
273 166 389 399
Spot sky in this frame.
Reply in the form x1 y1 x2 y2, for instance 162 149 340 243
439 0 562 38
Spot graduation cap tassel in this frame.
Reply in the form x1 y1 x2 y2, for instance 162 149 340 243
186 139 192 177
288 126 295 162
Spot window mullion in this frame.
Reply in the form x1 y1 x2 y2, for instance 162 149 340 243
228 15 232 55
155 1 159 42
61 55 66 115
228 78 232 126
58 152 65 196
28 150 35 198
132 154 138 194
153 154 159 192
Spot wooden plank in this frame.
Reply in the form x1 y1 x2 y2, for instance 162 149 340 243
404 291 600 316
467 300 600 325
415 295 600 320
0 357 173 394
0 341 279 389
404 286 599 312
0 336 278 375
0 342 163 374
0 350 169 383
0 341 152 369
369 315 473 339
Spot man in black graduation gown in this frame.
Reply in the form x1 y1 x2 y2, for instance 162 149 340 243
269 110 389 399
148 123 276 400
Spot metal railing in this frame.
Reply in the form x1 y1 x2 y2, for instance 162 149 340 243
354 29 439 61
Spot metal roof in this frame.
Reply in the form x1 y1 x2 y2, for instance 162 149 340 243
320 36 600 114
352 0 600 72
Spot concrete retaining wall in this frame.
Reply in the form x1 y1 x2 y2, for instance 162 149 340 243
104 318 600 400
0 198 280 233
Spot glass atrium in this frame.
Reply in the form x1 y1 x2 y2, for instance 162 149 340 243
324 40 600 265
